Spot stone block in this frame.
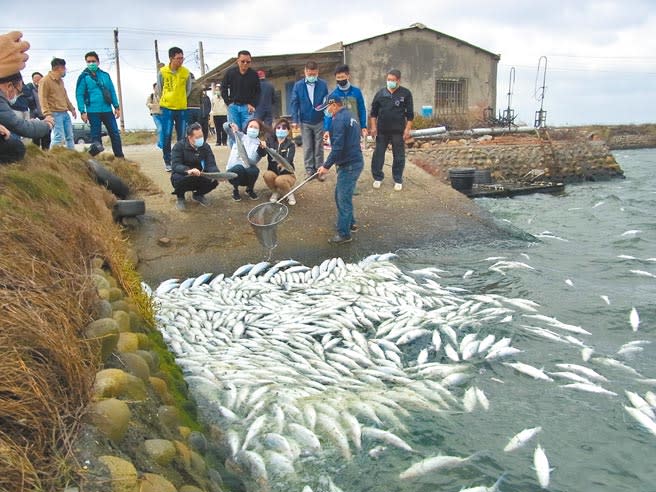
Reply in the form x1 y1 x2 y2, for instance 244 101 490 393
117 332 139 353
139 473 176 492
143 439 177 466
117 352 150 381
89 400 131 442
113 310 131 333
84 318 119 361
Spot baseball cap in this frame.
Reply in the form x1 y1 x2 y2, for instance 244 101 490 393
315 94 344 111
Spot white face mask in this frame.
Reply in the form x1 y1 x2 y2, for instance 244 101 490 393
246 127 259 138
8 94 19 105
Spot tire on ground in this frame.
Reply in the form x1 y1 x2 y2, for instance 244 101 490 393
86 159 130 199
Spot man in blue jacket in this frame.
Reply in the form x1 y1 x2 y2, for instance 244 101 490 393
324 64 367 140
317 95 363 244
290 61 328 180
75 51 124 158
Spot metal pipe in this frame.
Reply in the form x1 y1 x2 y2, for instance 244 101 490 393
409 127 447 137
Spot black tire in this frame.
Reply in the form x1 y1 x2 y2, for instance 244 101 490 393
87 159 130 199
112 199 145 218
77 138 87 144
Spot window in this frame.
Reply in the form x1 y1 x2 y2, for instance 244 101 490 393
435 79 468 114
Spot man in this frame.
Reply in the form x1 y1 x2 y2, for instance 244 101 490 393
158 47 191 172
254 69 275 127
324 64 367 140
316 95 363 245
39 58 76 149
290 61 328 180
221 50 260 146
210 83 228 146
369 69 414 191
200 88 211 141
170 122 219 211
25 71 51 149
75 51 124 158
146 82 162 142
0 71 53 163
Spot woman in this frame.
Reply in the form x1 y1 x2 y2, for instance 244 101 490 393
225 118 267 201
263 118 297 205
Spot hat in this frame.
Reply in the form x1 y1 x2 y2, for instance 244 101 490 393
256 70 265 79
0 72 23 84
315 94 344 111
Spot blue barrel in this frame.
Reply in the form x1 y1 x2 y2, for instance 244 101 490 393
448 168 476 193
421 105 433 118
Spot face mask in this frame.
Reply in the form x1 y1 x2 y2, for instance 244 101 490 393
324 108 332 117
275 129 288 139
61 71 67 78
194 137 204 148
336 79 349 88
386 80 397 90
8 94 19 105
305 75 317 84
246 128 259 138
87 63 98 72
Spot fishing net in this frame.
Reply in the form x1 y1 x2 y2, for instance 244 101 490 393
247 202 289 250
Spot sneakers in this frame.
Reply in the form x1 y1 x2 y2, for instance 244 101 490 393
192 193 209 207
350 224 359 233
394 182 403 191
232 189 241 201
373 180 382 189
287 193 296 205
246 189 258 200
175 197 186 210
269 192 279 203
328 234 352 245
165 164 172 172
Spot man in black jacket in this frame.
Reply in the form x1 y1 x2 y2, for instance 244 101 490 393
170 122 219 210
369 69 414 191
221 50 260 147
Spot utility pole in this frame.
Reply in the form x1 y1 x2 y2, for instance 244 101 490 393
155 39 161 75
198 41 206 75
113 28 125 132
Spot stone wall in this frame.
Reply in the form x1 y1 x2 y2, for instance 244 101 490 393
408 133 624 184
607 133 656 150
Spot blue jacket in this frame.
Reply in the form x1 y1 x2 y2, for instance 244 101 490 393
289 78 328 125
324 85 367 131
323 107 363 169
75 68 119 114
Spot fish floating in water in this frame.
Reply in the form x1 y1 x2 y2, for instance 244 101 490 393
504 426 542 452
533 444 552 489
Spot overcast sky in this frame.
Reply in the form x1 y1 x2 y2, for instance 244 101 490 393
3 0 654 130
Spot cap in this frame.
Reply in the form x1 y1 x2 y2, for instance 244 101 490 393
0 72 23 84
257 70 265 79
315 94 344 111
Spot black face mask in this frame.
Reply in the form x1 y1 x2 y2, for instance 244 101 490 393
336 79 349 87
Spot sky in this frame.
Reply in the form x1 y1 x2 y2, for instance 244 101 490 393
3 0 655 130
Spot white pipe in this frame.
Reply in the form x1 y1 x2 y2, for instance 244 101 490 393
409 126 447 137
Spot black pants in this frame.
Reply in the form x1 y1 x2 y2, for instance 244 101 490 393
0 137 26 164
228 164 259 191
32 125 51 150
213 115 228 145
171 175 218 198
371 133 405 183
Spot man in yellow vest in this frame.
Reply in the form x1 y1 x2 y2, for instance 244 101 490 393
158 47 191 172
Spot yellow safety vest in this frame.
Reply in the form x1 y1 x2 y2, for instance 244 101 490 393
159 65 190 110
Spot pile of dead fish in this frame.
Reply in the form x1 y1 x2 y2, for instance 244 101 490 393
151 254 652 492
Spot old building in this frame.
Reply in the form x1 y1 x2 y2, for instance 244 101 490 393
199 23 499 124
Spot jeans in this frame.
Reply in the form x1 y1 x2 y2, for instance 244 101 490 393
371 133 405 183
301 120 324 174
227 103 253 147
160 107 187 166
335 160 363 238
228 164 259 191
151 114 162 141
50 111 74 149
88 112 124 157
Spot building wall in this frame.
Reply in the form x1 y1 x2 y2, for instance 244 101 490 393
344 28 498 121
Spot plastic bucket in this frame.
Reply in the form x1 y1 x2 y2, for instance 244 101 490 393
448 168 476 193
421 105 433 118
474 169 492 185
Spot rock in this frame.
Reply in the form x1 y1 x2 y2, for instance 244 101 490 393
149 376 174 405
190 450 206 474
178 426 191 439
117 352 150 381
113 310 131 332
105 273 118 288
158 405 181 430
98 288 110 300
94 299 113 319
91 257 105 269
108 287 123 302
207 468 224 492
158 237 171 246
143 439 177 466
93 368 147 400
188 431 207 455
174 440 192 468
139 473 176 492
98 455 138 492
117 332 139 353
130 312 147 332
92 274 111 291
180 486 205 492
89 400 131 442
135 333 152 350
111 300 131 313
136 350 156 371
84 318 119 361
